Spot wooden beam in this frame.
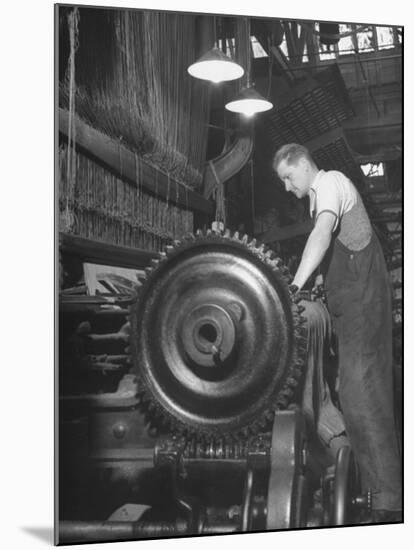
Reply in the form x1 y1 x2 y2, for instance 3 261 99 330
355 148 402 163
258 219 313 243
59 232 157 269
303 127 346 154
59 108 214 216
269 46 296 84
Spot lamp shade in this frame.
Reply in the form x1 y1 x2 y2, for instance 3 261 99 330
187 47 244 83
225 86 273 117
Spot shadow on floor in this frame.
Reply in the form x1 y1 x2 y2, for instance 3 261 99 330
21 527 54 545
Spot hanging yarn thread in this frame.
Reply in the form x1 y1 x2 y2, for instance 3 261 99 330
60 9 210 190
209 160 226 228
58 9 205 249
61 7 80 233
59 144 193 251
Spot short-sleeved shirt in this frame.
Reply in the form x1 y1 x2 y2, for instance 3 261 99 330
309 170 372 251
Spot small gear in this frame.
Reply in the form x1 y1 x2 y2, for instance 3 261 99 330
128 227 307 438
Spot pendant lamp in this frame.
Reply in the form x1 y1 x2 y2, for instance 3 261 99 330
225 17 273 117
187 46 244 83
225 85 273 117
187 16 244 83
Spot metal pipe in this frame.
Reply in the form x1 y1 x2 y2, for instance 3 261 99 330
88 333 128 343
58 519 237 543
59 520 187 543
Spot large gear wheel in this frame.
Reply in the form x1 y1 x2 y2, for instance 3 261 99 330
129 228 307 438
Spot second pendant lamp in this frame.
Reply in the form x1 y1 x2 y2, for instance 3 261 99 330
226 86 273 117
225 17 273 117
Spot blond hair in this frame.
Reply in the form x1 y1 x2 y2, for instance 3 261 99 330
273 143 314 171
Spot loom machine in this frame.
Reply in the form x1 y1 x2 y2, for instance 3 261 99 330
58 228 372 544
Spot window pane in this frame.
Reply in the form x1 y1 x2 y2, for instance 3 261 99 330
279 37 290 59
251 36 268 58
357 27 375 52
319 43 336 61
338 24 354 55
302 42 309 63
360 162 384 177
376 26 394 50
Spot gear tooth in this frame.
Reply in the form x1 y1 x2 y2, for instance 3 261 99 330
123 322 131 334
286 377 298 388
206 228 212 236
224 228 231 238
196 228 203 237
159 251 167 259
298 326 308 338
277 396 288 409
250 423 260 435
297 337 308 348
148 425 158 438
150 258 160 269
155 414 167 428
173 239 181 246
241 234 249 244
257 243 266 254
233 231 240 240
248 238 257 248
290 369 301 382
295 357 306 369
141 391 152 405
241 426 249 438
265 249 275 259
138 385 148 399
165 245 174 254
258 417 267 429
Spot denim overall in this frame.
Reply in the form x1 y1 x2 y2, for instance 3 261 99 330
324 231 402 511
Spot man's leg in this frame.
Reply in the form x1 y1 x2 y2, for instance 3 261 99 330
337 300 401 514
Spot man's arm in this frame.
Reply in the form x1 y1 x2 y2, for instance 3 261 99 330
292 212 336 290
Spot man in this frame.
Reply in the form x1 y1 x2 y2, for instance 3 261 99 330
273 143 401 522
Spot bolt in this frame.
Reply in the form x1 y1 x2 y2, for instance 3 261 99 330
113 423 127 439
302 444 308 468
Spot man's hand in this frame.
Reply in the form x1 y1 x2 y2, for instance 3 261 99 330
311 274 326 301
288 284 301 303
